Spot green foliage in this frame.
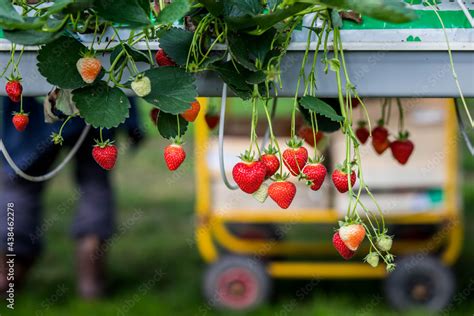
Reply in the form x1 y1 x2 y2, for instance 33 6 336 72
156 0 191 25
299 96 344 122
317 0 417 23
209 61 255 100
142 67 197 115
158 27 194 66
73 81 131 129
110 44 151 66
0 0 24 30
4 27 64 45
157 112 189 139
94 0 151 27
37 36 89 90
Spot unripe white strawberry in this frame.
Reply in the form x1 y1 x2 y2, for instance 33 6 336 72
376 235 393 252
365 252 379 268
252 183 268 203
131 75 151 97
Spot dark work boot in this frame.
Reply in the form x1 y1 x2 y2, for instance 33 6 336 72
76 236 106 300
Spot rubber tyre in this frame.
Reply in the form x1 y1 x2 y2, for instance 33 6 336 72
384 255 455 311
203 256 271 311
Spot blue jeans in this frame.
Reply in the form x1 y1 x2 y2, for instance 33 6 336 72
0 130 115 258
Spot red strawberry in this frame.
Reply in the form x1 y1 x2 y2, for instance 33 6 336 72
355 121 370 144
332 168 356 193
351 97 360 108
339 224 366 251
232 151 266 194
92 142 118 170
298 126 324 147
205 114 220 130
302 160 327 191
12 113 29 132
5 80 22 103
76 55 102 84
164 142 186 171
155 49 176 66
181 101 201 122
150 108 160 125
390 132 414 165
260 147 280 179
268 174 296 209
332 232 355 260
372 124 390 155
283 138 308 176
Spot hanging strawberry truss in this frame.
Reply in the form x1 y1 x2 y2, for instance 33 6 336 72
0 0 433 270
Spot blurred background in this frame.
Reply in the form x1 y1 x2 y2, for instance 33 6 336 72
0 97 473 315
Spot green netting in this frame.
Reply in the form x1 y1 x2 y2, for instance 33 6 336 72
343 10 474 30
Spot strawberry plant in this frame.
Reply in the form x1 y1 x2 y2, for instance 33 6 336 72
5 0 463 271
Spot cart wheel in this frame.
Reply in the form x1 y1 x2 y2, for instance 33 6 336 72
203 256 271 311
384 255 455 311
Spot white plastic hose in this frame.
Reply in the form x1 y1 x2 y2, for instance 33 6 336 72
0 125 91 182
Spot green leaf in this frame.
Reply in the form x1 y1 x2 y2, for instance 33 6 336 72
73 81 131 129
209 61 253 100
157 112 189 139
316 0 417 23
158 27 194 66
225 3 311 33
331 9 343 28
299 96 344 122
328 58 340 72
298 100 341 132
37 36 88 90
110 44 151 66
142 67 197 115
228 34 257 71
156 0 191 24
94 0 150 27
46 0 75 14
0 0 24 29
245 70 266 84
224 0 262 18
4 26 64 45
197 0 224 16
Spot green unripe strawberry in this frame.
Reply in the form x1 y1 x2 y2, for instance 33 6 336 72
376 235 393 252
365 252 379 268
252 183 268 203
131 75 151 97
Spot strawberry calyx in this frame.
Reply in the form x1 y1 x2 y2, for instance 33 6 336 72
396 131 410 141
7 76 22 82
264 145 278 155
94 139 115 149
80 49 96 58
308 155 325 164
12 111 28 116
171 136 184 146
238 150 256 163
357 120 367 128
337 216 362 228
272 172 290 182
335 160 356 175
287 136 303 149
377 119 385 127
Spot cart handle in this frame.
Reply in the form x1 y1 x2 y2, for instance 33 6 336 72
0 124 91 182
217 83 278 190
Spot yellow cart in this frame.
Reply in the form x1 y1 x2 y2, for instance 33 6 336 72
194 98 463 311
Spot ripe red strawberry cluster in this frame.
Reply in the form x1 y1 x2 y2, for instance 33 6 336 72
5 79 30 132
231 137 358 210
355 120 415 165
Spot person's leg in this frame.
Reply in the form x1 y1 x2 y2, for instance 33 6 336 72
71 132 115 299
0 173 46 295
0 141 60 296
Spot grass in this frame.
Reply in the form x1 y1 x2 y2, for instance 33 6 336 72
1 108 474 315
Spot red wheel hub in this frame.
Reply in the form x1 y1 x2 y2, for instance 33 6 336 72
216 267 259 309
